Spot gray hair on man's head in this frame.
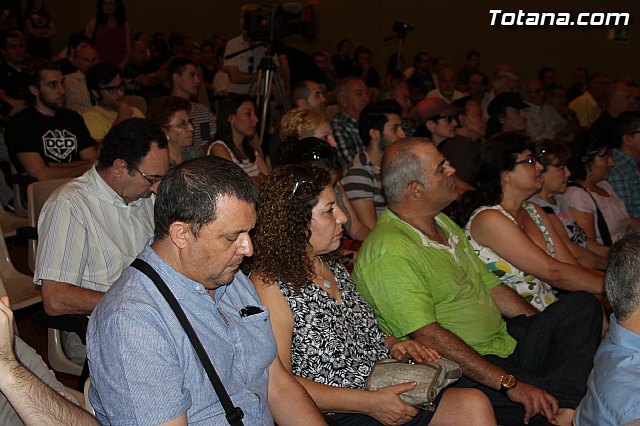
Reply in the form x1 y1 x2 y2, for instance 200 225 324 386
606 228 640 321
382 137 431 205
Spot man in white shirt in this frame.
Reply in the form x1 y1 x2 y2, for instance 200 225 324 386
63 44 98 114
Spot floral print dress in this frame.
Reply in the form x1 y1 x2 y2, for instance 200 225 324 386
465 202 558 310
276 261 390 389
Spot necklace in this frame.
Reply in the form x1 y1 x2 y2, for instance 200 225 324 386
314 257 332 289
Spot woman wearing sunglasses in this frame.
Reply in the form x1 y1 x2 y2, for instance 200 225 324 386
453 133 604 310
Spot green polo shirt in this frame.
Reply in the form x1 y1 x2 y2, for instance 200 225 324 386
353 208 516 358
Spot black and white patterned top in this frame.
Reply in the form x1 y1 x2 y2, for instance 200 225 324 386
277 261 390 389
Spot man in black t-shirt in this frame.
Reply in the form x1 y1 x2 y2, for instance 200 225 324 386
5 61 96 180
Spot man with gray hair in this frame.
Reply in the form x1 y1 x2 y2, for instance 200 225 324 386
575 229 640 425
88 156 325 425
291 80 326 111
353 137 602 426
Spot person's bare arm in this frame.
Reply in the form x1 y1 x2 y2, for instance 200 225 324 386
84 18 95 39
546 213 607 270
79 146 98 162
267 356 327 425
117 22 132 72
41 280 103 316
224 65 255 84
252 274 418 424
569 208 599 245
337 182 370 241
208 144 233 161
16 153 93 180
471 209 604 294
350 199 378 230
411 323 558 424
0 297 99 425
490 284 539 318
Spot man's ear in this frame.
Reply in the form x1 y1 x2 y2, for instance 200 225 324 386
90 89 101 101
369 128 380 144
169 221 190 249
407 179 424 200
112 158 129 178
622 134 633 148
28 84 39 98
426 120 436 133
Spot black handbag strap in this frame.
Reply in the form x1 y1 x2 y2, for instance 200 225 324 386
568 182 612 246
131 259 244 426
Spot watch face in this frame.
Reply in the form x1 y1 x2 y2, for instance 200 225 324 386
501 374 517 389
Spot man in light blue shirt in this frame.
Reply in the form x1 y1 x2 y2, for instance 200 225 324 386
87 156 325 425
576 229 640 425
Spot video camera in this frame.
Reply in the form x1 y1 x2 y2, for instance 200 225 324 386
244 3 315 42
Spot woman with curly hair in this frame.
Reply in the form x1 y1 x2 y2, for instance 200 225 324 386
85 0 131 70
453 133 604 311
282 137 369 241
248 164 496 426
207 94 270 185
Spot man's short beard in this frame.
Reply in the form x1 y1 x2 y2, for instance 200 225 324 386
39 92 63 111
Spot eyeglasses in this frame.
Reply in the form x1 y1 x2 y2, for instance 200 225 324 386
292 179 311 196
432 115 455 123
99 83 125 94
133 166 163 185
514 154 538 166
164 119 193 130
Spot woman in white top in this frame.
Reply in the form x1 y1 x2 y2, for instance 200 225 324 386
453 134 604 309
529 139 608 270
208 94 270 185
564 131 640 246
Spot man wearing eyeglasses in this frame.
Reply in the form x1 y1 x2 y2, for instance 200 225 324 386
5 60 97 181
82 63 144 143
34 118 169 364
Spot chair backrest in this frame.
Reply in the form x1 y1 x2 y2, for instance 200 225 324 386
0 225 41 311
27 178 73 273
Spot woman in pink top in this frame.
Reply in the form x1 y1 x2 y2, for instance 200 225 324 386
85 0 131 71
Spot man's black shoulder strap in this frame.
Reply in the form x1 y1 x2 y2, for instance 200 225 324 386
131 258 244 426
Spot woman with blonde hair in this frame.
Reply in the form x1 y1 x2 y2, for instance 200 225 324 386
280 107 337 161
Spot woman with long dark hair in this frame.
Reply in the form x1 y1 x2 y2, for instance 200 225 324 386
207 94 270 184
23 0 55 59
85 0 131 70
454 133 603 310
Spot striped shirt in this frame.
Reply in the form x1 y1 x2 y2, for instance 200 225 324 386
34 165 155 292
342 150 386 216
184 101 216 160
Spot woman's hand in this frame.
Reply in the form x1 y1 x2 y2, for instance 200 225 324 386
389 339 440 364
367 382 419 426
